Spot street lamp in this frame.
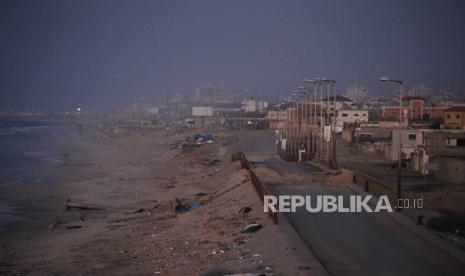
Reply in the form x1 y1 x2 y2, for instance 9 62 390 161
379 76 405 211
322 79 337 169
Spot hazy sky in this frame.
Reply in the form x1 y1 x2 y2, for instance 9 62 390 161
1 0 465 109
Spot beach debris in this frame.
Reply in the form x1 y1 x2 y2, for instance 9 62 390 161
226 274 272 276
194 132 214 143
132 208 145 214
174 198 204 214
174 198 189 214
65 199 105 211
417 215 424 225
240 223 262 233
200 159 221 166
176 141 201 150
200 266 233 276
63 153 70 166
190 201 202 210
66 225 82 229
49 219 62 229
238 207 252 214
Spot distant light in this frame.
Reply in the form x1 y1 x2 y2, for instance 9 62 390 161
77 107 81 111
379 77 390 82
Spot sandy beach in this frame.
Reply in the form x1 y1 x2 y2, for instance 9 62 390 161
0 125 305 275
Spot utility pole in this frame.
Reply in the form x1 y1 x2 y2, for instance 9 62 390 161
380 77 404 211
324 79 337 169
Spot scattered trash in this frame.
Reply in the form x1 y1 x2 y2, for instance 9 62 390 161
200 266 233 276
174 198 189 214
132 208 144 214
65 199 105 211
49 219 62 229
177 141 201 150
240 223 262 233
417 215 424 225
66 225 82 229
174 198 204 213
195 132 214 143
190 201 203 210
238 207 252 214
200 159 221 166
226 273 272 276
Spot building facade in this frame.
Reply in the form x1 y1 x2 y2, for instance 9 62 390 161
444 106 465 129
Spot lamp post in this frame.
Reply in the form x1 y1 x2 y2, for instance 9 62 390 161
379 77 404 211
323 79 337 169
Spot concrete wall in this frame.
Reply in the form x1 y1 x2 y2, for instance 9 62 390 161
336 109 369 126
390 129 421 160
436 157 465 184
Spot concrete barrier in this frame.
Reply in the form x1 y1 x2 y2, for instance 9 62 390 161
232 151 278 224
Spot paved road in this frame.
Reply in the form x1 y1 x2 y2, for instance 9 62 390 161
232 129 465 276
270 184 464 275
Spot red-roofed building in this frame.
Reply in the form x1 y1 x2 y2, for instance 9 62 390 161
380 96 446 122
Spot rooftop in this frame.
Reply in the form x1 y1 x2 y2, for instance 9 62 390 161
325 95 352 102
445 106 465 112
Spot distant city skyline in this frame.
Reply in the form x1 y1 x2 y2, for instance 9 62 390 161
1 0 465 109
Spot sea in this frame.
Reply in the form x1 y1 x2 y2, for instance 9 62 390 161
0 120 76 230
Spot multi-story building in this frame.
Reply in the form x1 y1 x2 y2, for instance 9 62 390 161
241 98 268 113
345 84 369 104
380 96 446 122
444 106 465 129
336 109 369 131
324 95 355 113
193 83 239 104
191 104 242 129
266 109 287 129
389 129 465 184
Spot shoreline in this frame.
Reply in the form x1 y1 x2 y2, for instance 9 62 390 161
0 126 304 275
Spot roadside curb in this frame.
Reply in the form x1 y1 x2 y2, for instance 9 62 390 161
270 189 330 276
239 152 329 275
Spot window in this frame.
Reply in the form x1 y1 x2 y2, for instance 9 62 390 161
458 138 465 147
354 114 359 117
445 138 465 146
456 114 461 119
446 138 457 146
362 114 366 116
408 134 416 140
447 114 451 119
342 113 348 117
